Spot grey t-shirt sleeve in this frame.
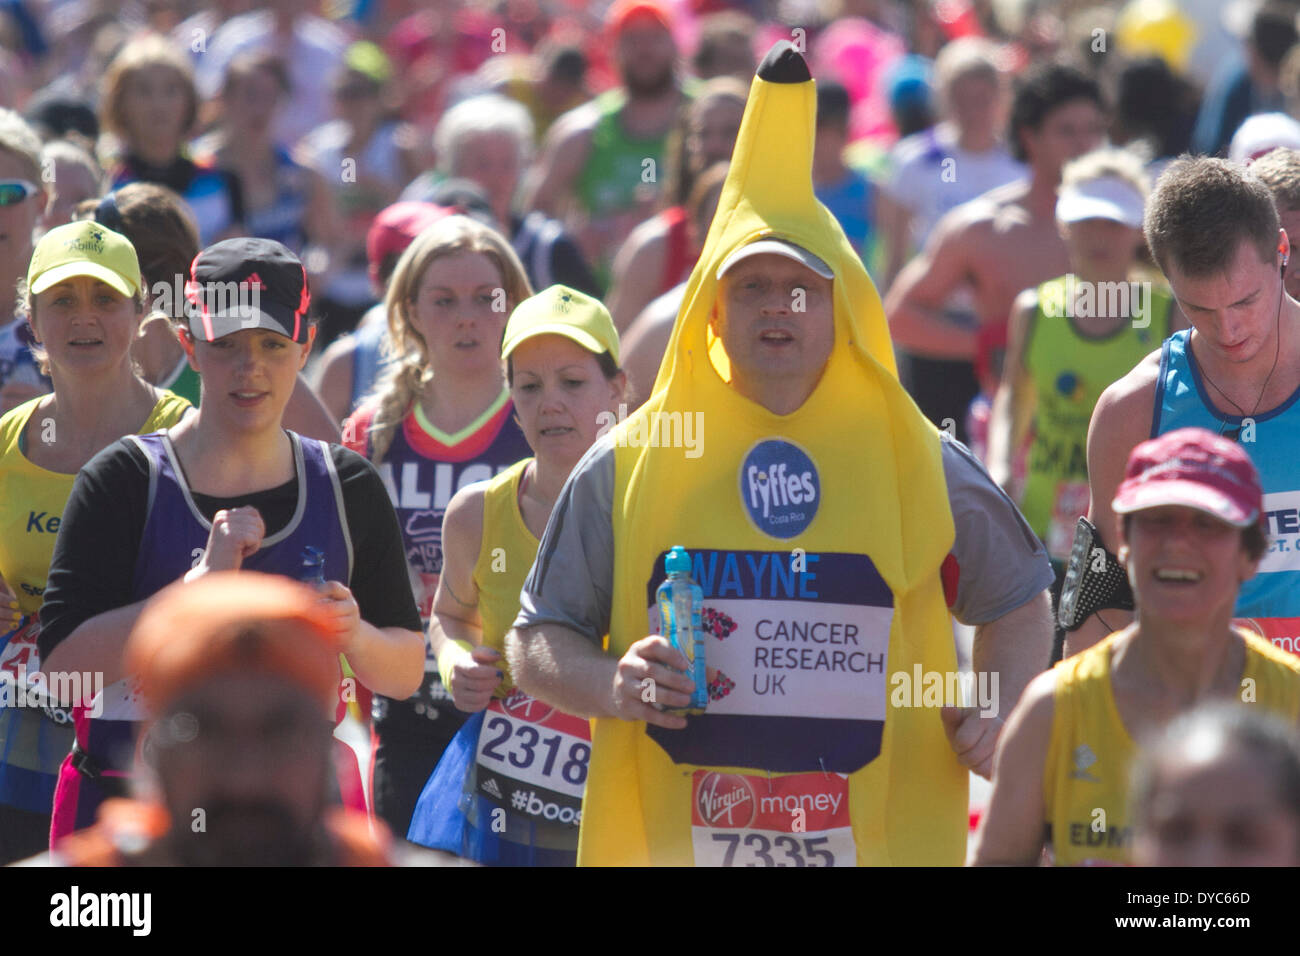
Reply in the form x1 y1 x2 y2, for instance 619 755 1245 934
943 436 1055 625
513 435 617 644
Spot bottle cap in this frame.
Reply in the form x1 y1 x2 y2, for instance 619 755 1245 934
665 545 691 575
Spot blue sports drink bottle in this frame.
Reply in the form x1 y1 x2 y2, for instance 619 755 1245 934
656 545 707 713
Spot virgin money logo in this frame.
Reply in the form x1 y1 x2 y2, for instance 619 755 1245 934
697 772 756 828
502 688 553 722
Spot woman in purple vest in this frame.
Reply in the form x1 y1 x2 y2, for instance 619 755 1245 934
38 238 425 842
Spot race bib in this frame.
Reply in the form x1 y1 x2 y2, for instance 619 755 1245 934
1048 481 1091 562
645 549 893 773
0 615 39 679
473 689 592 827
690 770 856 867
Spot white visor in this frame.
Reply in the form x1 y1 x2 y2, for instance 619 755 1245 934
1055 175 1146 229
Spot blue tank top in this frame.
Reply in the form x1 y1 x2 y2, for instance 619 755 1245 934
355 396 531 736
1153 329 1300 623
815 169 874 258
80 430 352 780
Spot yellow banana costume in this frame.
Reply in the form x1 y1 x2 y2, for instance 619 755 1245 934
583 42 965 865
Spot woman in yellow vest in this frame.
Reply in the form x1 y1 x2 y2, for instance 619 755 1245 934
408 284 624 865
973 427 1300 866
0 221 190 863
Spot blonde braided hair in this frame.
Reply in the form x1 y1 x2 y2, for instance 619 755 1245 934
365 215 533 463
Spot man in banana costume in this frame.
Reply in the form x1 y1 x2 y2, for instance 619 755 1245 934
508 42 1053 866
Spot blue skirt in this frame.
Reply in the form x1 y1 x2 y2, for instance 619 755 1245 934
407 710 577 867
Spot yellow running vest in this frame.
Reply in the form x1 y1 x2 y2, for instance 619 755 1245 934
473 458 539 695
0 391 192 616
580 44 963 866
1045 630 1300 866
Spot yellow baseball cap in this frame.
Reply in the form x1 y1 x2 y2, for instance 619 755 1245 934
27 220 142 298
501 284 620 365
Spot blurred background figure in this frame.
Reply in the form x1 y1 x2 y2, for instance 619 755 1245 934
521 0 688 287
99 34 239 247
878 37 1021 291
1250 146 1300 300
403 94 601 298
299 41 418 350
1131 704 1300 867
605 78 744 330
37 139 103 231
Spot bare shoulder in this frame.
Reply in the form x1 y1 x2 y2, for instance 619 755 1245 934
1005 667 1058 738
443 480 488 545
1094 347 1162 423
547 101 600 145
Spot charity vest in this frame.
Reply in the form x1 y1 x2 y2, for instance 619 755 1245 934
575 90 672 221
473 458 538 692
50 429 352 838
468 457 588 852
344 392 531 738
580 42 963 867
1021 275 1172 561
1045 629 1300 866
1154 329 1300 651
0 391 190 814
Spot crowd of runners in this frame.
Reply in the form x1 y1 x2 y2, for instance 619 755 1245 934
2 0 1300 868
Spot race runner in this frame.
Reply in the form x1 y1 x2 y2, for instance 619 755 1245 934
987 148 1181 660
38 238 424 840
343 215 534 839
507 43 1054 867
1068 157 1300 657
973 428 1300 866
407 284 624 865
0 221 190 863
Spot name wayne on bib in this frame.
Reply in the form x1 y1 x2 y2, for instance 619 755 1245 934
644 546 892 774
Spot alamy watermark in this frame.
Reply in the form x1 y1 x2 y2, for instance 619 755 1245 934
1039 276 1153 329
889 666 1000 718
595 403 704 459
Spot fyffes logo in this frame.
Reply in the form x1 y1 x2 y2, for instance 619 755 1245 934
740 439 820 539
696 772 756 828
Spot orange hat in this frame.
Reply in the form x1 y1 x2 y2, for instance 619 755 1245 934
125 572 344 719
606 0 672 37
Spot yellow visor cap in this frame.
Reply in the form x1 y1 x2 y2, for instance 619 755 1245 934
28 220 142 298
501 284 621 365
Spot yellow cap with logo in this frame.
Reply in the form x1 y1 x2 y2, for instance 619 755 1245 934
501 284 620 365
27 219 142 299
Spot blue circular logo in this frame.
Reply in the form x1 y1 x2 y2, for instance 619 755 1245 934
739 439 820 538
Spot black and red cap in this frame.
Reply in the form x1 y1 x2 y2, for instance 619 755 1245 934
184 238 312 344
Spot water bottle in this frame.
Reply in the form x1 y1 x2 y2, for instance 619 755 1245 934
301 545 326 587
656 545 706 713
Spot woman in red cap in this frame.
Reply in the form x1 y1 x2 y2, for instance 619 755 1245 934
972 427 1300 866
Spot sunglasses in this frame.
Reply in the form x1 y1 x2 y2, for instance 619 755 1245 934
0 180 38 206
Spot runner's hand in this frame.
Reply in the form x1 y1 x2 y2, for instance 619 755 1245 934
0 569 20 628
610 635 695 729
316 580 362 652
448 645 503 713
195 506 266 573
940 706 1003 779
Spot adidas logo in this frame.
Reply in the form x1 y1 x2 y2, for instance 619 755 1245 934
481 776 502 800
244 271 267 290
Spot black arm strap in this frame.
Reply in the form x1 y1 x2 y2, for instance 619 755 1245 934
1057 516 1135 632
